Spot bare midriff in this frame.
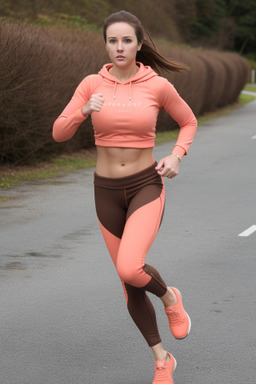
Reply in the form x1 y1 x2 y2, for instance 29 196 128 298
96 146 155 178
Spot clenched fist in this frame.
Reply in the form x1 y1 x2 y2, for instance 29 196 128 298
82 93 105 115
155 153 180 179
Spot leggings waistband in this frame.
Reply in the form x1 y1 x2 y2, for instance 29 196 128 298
94 161 162 190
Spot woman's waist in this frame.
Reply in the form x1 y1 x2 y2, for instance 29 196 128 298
95 146 155 178
94 159 163 190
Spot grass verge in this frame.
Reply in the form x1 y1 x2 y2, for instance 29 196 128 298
0 91 255 190
0 151 96 189
197 92 255 125
244 84 256 93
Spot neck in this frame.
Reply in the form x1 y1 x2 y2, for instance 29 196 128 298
110 63 139 83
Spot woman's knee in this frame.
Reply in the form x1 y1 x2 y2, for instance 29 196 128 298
116 262 149 287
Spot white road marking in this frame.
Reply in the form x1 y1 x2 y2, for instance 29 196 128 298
238 225 256 237
252 135 256 139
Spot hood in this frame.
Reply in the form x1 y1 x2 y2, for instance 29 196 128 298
98 62 158 84
98 62 158 100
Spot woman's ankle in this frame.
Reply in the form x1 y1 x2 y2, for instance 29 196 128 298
160 287 177 308
151 343 169 361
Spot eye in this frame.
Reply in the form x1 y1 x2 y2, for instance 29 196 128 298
109 39 116 44
124 38 132 43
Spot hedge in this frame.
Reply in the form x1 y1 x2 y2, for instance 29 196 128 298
0 22 249 164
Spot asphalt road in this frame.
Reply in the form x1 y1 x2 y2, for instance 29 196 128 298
0 95 255 384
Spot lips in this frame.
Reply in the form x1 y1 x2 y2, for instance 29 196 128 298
116 55 125 59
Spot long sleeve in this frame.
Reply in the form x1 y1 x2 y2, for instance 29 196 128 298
155 77 198 158
52 77 93 142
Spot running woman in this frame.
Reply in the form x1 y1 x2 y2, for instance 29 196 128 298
53 10 197 384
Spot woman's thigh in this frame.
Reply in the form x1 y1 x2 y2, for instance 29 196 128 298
116 184 165 287
94 186 126 266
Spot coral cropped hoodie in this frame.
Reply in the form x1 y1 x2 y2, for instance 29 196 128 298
52 63 197 158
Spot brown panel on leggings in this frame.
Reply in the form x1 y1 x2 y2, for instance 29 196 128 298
124 282 162 347
94 164 163 240
143 264 167 297
94 186 126 239
126 183 163 221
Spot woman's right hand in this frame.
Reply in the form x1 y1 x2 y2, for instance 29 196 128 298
82 93 105 116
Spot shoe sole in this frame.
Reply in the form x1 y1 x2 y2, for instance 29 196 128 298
174 313 191 340
173 356 177 371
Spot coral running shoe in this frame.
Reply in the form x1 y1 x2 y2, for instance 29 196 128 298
164 287 191 339
152 352 177 384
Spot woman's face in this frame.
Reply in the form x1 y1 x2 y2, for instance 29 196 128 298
105 22 142 69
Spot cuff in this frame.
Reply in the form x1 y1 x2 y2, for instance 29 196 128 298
171 145 186 159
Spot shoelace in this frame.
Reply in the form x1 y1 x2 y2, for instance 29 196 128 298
154 365 170 381
166 308 183 324
155 367 169 381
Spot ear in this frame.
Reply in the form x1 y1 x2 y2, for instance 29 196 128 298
137 43 142 51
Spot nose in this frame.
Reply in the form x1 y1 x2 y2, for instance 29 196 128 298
117 41 123 51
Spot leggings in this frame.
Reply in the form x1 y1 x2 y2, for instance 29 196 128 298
94 162 168 347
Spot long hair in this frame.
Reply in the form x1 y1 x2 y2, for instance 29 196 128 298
103 10 188 73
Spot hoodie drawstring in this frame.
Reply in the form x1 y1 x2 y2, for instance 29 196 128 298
129 81 132 101
112 81 132 101
113 81 117 100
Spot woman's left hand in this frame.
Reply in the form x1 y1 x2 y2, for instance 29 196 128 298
155 154 180 179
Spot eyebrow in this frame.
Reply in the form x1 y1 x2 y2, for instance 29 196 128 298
108 36 133 39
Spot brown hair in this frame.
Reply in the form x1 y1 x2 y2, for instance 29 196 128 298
103 10 188 73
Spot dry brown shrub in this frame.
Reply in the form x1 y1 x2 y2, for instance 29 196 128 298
196 51 227 111
168 48 208 115
201 51 248 108
155 45 208 132
0 22 107 163
223 52 249 103
0 21 249 164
